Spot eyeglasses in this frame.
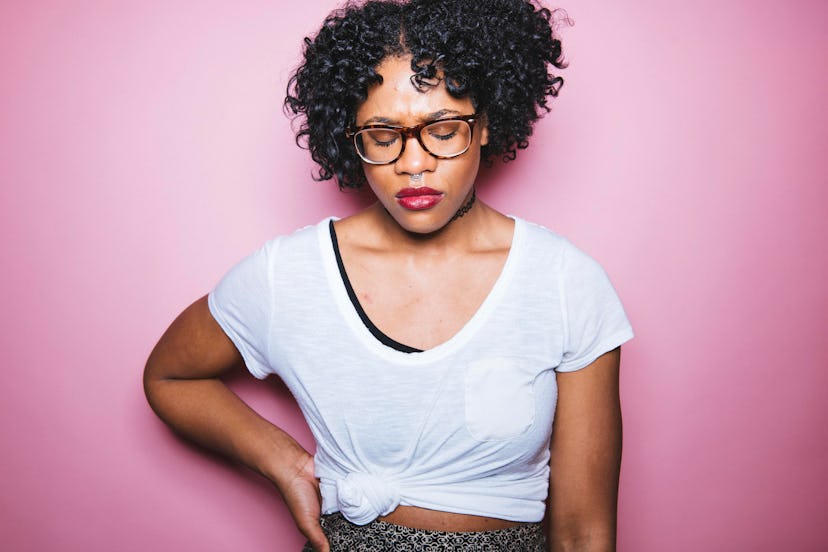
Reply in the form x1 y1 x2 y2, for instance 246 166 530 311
346 115 478 165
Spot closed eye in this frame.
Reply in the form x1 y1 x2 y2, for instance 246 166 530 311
428 128 458 141
365 129 400 148
426 120 463 141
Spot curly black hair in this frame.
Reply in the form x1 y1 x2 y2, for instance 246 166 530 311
285 0 568 189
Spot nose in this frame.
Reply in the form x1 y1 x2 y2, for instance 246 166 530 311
394 135 436 176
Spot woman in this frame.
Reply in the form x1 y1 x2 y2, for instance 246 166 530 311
144 0 633 550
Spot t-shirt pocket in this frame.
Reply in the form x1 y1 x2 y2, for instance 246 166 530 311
464 357 540 441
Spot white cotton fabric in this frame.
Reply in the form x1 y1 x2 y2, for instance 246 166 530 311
208 217 633 525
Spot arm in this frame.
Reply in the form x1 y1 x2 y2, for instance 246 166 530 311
143 295 329 552
547 347 623 552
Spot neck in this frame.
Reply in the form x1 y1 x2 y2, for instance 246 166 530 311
450 189 476 222
372 198 500 254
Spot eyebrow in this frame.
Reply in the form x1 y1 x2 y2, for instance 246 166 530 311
361 109 463 126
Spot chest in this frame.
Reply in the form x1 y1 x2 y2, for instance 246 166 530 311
342 248 509 350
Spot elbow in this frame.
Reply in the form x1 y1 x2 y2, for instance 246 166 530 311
142 347 169 416
142 359 160 414
549 523 616 552
550 536 615 552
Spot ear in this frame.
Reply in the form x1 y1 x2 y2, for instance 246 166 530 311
478 114 489 147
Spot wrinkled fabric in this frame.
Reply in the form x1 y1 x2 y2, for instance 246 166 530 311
334 473 401 525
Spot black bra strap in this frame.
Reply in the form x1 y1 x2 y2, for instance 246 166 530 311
329 221 423 354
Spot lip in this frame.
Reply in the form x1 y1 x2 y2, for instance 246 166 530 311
395 187 444 211
395 187 442 198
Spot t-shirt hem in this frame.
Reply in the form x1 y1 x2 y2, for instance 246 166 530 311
554 327 634 373
207 291 271 380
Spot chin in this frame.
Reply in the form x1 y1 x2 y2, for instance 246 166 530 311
389 209 452 235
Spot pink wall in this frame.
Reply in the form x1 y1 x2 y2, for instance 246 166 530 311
1 1 826 550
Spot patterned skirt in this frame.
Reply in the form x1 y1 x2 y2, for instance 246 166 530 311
301 512 547 551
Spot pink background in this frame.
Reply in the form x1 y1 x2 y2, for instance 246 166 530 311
1 0 826 550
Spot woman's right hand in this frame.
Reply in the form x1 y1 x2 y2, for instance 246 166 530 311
277 453 330 552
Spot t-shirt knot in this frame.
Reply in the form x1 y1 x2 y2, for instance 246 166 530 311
335 472 401 525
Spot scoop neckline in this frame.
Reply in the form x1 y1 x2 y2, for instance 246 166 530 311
318 216 524 365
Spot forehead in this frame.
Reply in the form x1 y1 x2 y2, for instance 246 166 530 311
355 56 474 124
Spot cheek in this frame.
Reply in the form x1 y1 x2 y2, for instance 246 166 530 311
446 153 482 187
464 141 484 172
362 165 394 195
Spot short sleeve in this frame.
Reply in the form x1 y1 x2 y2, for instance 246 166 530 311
555 241 634 373
207 238 280 379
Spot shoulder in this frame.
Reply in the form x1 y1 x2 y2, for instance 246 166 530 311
280 217 333 246
516 217 566 247
515 217 597 269
251 217 334 256
215 218 334 283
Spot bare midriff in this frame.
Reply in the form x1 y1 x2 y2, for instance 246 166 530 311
378 505 525 532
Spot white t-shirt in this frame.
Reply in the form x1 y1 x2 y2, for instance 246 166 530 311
208 217 633 525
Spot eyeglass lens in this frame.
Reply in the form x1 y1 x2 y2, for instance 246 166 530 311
355 120 472 164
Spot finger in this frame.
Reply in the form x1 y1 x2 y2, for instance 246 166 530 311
299 518 329 552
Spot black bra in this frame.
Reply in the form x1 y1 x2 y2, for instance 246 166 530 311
329 220 423 354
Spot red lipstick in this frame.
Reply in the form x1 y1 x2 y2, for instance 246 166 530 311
395 187 444 211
